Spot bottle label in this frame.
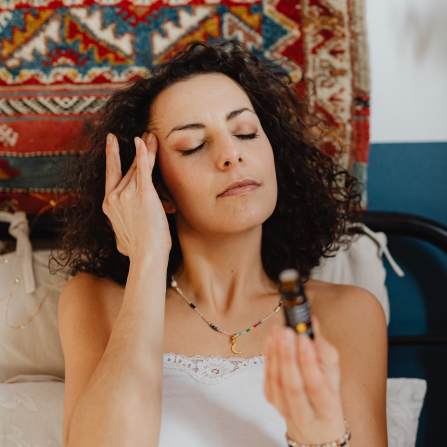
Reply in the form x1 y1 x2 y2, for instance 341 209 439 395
284 301 313 338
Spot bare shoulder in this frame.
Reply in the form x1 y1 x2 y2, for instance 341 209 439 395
305 279 387 347
59 272 125 340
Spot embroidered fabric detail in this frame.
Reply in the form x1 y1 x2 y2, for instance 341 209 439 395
163 353 265 385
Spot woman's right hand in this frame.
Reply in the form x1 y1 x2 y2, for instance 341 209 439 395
102 132 172 262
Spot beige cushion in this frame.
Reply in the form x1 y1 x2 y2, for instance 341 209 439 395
0 250 71 383
310 223 405 325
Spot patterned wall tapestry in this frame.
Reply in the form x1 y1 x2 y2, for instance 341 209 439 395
0 0 370 214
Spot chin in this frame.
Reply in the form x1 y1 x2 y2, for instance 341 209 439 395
208 202 276 234
178 190 277 235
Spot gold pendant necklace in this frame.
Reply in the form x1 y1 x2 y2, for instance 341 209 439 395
171 276 282 355
231 335 242 354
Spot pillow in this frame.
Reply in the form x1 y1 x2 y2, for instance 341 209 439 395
387 378 427 447
0 375 64 446
0 376 426 447
0 248 71 383
310 223 405 325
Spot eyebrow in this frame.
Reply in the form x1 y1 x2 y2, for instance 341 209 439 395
165 107 255 140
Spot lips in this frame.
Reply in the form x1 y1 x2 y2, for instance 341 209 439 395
218 179 260 197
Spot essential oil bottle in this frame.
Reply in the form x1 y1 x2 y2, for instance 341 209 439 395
279 268 314 338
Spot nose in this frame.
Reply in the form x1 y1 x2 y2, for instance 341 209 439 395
224 157 243 167
216 136 244 169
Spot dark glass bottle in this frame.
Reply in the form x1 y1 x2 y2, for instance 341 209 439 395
279 269 314 338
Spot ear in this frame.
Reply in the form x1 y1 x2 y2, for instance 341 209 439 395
157 184 177 214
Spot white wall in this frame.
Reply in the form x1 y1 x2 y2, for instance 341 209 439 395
366 0 447 143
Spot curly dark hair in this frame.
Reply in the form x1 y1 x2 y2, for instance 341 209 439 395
50 40 362 288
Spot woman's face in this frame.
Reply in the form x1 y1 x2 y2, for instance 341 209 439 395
149 73 277 235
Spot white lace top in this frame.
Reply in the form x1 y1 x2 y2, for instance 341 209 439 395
159 353 287 447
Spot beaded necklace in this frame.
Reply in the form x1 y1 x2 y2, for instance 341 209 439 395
170 275 282 355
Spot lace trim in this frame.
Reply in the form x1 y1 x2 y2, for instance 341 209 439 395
163 352 265 385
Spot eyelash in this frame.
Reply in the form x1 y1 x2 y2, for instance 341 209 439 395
181 133 259 157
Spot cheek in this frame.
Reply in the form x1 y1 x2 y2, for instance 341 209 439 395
257 142 278 213
264 159 278 213
257 140 277 189
158 156 206 209
266 146 277 178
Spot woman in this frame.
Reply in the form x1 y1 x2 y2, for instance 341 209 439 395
54 40 388 447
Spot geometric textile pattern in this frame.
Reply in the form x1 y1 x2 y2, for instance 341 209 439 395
0 0 370 213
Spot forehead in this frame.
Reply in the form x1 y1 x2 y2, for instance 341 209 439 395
149 73 254 131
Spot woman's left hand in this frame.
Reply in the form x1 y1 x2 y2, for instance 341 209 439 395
263 317 347 446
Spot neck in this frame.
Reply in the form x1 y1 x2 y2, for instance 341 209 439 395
172 221 279 314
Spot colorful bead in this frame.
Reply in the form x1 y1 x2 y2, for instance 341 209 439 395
170 275 282 344
285 420 350 447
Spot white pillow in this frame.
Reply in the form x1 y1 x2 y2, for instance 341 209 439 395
0 249 71 383
387 378 427 447
310 223 405 325
0 376 426 447
0 375 64 446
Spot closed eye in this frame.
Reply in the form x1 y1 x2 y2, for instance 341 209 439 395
236 133 259 140
181 141 206 157
181 133 259 157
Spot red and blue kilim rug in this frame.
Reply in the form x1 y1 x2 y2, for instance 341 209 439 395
0 0 370 214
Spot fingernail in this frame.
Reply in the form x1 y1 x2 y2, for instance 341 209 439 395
107 133 113 144
134 137 140 148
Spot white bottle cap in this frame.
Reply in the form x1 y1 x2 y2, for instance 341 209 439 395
279 268 299 283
